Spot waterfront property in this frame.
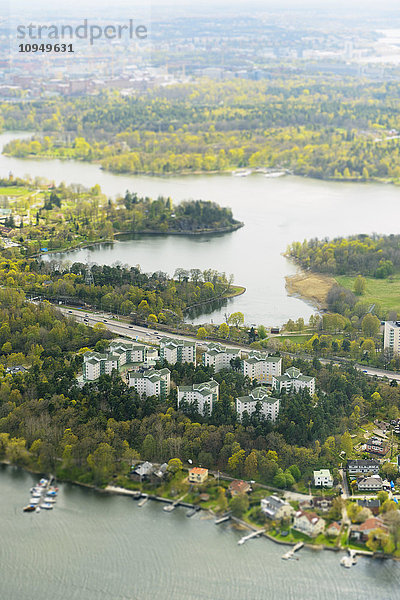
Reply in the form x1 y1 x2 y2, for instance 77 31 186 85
177 379 219 416
260 495 294 521
128 368 171 399
236 387 280 422
272 367 315 396
350 517 388 543
201 342 241 373
159 337 196 365
384 320 400 355
313 469 333 488
188 467 208 484
326 522 341 537
357 475 383 492
347 459 380 476
83 339 156 381
241 351 282 385
293 511 325 537
228 480 251 497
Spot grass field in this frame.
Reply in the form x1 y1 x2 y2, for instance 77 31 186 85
273 334 313 344
336 274 400 312
0 186 32 196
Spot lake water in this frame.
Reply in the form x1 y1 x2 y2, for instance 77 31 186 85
1 465 400 600
1 131 400 325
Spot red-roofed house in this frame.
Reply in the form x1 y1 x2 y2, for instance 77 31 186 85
188 467 208 484
228 480 251 497
293 510 325 537
350 517 388 542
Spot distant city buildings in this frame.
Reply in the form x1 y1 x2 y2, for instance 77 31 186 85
128 368 171 400
384 321 400 355
241 351 282 384
177 379 219 416
272 366 315 396
236 387 280 422
159 337 196 365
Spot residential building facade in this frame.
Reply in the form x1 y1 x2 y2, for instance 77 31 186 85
241 351 282 384
188 467 208 484
357 475 383 492
83 340 155 381
346 459 380 476
293 511 325 537
313 469 333 488
261 495 294 521
272 366 315 395
177 379 219 416
128 368 171 399
159 337 196 365
384 321 400 355
236 387 280 422
201 343 240 372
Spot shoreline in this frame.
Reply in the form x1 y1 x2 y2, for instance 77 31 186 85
285 268 336 311
2 461 395 562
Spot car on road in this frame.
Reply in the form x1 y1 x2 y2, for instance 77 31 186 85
362 370 368 373
68 310 72 313
103 319 108 323
129 326 133 329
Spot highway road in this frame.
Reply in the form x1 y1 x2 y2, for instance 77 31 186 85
49 304 400 382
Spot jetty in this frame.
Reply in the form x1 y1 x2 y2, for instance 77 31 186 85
282 541 304 560
215 512 232 525
163 493 187 512
138 494 149 507
238 529 266 545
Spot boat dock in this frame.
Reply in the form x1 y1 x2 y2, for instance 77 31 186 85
238 529 266 545
163 493 187 512
138 494 149 507
282 542 304 560
215 512 232 525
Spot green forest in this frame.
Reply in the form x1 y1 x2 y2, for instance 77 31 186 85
3 77 400 179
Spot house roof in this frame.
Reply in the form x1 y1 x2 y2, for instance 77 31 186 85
358 517 386 532
189 467 208 476
295 510 322 525
347 459 380 468
228 480 251 494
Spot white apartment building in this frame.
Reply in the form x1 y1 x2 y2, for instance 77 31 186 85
273 366 315 395
177 379 219 416
128 368 171 399
313 469 333 488
159 337 196 365
236 387 280 422
242 351 282 384
83 340 157 381
201 342 240 372
384 321 400 355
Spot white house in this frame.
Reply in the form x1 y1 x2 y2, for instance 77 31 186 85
293 511 325 537
159 337 196 365
201 343 240 372
236 387 280 422
242 351 282 384
313 469 333 488
384 321 400 356
346 459 380 476
272 366 315 395
177 379 219 416
128 368 171 399
261 495 293 520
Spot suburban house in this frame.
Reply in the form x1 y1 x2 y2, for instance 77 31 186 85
346 459 380 476
313 469 333 488
365 437 389 456
384 320 400 356
159 337 196 365
228 480 252 497
236 387 280 422
350 517 388 543
272 366 315 395
293 511 325 537
188 467 208 484
128 368 171 399
312 497 333 513
260 495 294 521
326 522 341 537
132 461 155 480
241 351 282 384
201 343 241 372
83 340 155 381
357 498 381 516
356 475 383 492
177 379 219 416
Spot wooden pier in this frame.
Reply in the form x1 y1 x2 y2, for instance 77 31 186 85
282 541 304 560
163 493 187 512
238 529 266 545
138 494 149 507
215 512 232 525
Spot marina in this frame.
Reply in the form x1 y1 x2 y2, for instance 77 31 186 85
23 476 58 513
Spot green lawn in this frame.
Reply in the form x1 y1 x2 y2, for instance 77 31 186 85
0 186 32 196
336 274 400 312
273 334 313 344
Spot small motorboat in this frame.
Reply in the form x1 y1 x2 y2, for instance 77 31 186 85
31 491 43 498
29 497 40 505
46 490 57 497
41 503 53 510
23 505 36 512
45 496 56 503
39 478 48 486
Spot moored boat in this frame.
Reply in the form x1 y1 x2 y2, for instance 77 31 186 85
41 502 53 510
23 505 35 512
